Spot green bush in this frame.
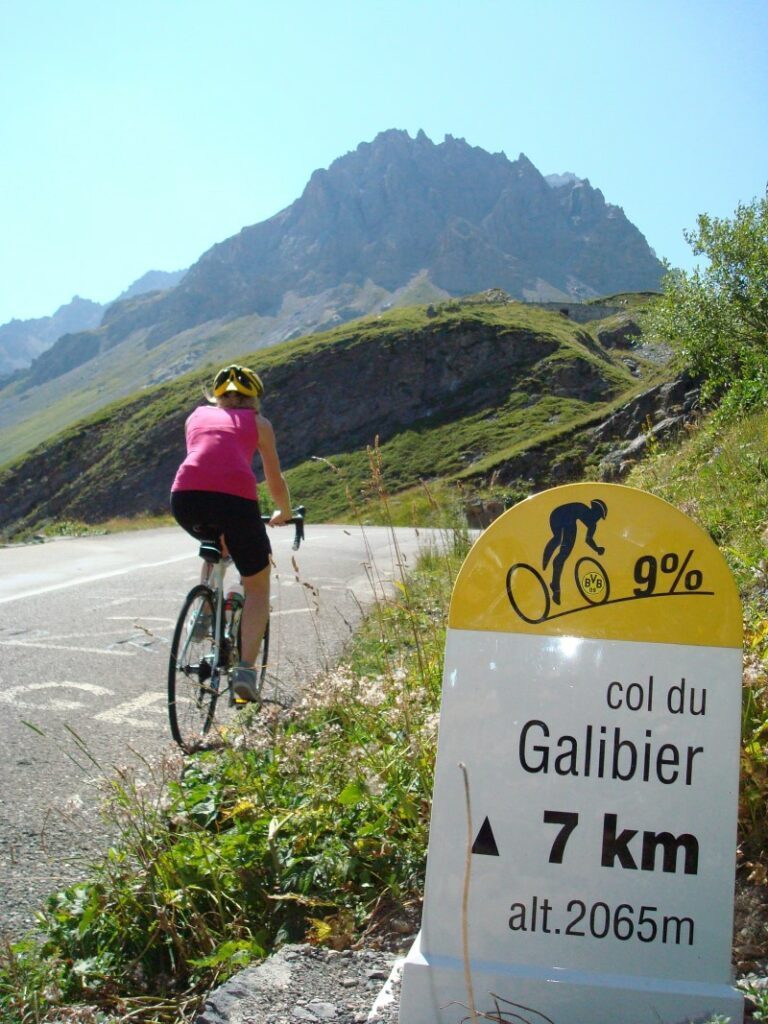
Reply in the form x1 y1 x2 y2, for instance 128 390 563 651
642 191 768 418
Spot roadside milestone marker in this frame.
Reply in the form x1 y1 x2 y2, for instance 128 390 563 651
399 483 743 1024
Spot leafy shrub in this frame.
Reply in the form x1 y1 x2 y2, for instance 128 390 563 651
642 191 768 419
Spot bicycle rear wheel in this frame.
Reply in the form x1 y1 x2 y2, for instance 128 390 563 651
505 562 551 624
168 584 220 749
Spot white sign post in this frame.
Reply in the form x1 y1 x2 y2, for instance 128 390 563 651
399 483 743 1024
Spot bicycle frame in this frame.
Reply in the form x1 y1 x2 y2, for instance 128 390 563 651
200 504 306 704
168 506 306 749
203 556 240 706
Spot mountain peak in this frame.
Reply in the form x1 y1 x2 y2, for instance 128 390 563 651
546 171 584 189
11 130 664 390
138 130 663 325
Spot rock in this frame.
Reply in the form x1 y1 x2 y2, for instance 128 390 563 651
466 371 700 498
595 316 642 349
307 1002 338 1019
598 413 687 479
293 1008 320 1021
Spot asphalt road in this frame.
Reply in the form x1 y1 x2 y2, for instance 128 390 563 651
0 522 431 939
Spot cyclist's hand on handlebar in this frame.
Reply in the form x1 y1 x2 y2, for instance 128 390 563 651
268 509 291 527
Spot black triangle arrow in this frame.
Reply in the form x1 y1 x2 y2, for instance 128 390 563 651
471 816 500 856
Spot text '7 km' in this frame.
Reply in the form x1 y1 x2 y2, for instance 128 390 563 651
544 811 699 875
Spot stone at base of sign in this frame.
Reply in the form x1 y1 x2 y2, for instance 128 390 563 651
398 933 743 1024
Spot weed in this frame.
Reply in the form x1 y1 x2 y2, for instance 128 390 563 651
741 979 768 1019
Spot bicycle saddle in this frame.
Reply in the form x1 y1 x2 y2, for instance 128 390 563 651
199 540 222 564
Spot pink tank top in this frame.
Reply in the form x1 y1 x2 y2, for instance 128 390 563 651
171 406 259 501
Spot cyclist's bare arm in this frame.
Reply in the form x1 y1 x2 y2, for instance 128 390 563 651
584 517 605 555
257 414 292 525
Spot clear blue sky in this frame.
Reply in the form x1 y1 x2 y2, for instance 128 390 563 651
1 0 766 325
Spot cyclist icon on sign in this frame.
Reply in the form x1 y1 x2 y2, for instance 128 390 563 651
542 499 608 605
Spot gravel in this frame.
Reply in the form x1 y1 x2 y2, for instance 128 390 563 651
0 798 118 941
195 944 406 1024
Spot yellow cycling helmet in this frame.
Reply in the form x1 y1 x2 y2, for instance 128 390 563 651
212 364 264 398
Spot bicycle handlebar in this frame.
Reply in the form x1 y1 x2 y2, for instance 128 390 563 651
261 505 306 550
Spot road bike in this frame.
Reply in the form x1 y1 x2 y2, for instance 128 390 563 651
168 506 306 751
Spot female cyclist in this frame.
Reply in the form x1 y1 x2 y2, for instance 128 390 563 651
170 363 291 701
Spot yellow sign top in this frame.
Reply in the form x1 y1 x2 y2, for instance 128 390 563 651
450 483 742 647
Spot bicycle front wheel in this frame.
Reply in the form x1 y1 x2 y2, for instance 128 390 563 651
574 557 610 606
168 585 219 750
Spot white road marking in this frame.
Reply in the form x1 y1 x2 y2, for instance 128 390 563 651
107 616 176 624
0 552 195 605
14 630 135 642
0 639 135 656
0 680 113 711
93 692 167 727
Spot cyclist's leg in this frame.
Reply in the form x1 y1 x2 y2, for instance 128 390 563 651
550 525 577 604
239 565 270 664
217 494 272 701
230 566 270 701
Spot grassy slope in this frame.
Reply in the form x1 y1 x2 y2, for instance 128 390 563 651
628 413 766 562
243 299 664 520
0 275 448 467
291 373 660 524
0 296 643 470
0 297 667 538
0 313 269 465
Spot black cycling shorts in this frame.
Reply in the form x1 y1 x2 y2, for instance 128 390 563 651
171 490 272 578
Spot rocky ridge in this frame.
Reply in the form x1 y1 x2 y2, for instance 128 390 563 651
8 130 663 401
0 296 103 377
0 269 186 380
464 370 701 528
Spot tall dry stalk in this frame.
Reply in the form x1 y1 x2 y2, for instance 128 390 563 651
459 762 480 1024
